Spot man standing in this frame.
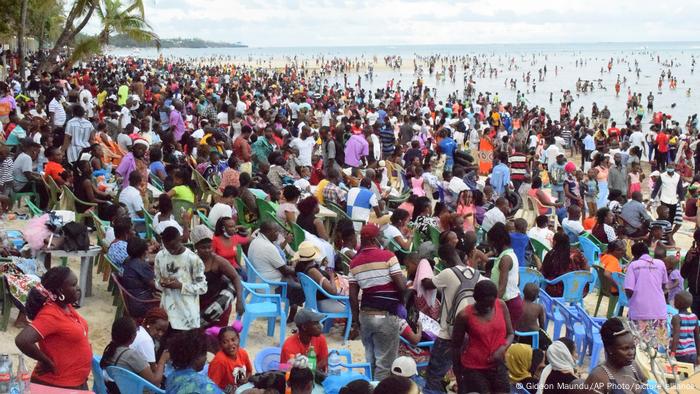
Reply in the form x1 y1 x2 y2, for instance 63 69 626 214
48 89 66 147
169 101 186 143
290 126 316 167
116 139 148 188
607 153 628 197
582 129 595 168
349 224 406 381
344 130 369 168
62 105 94 165
651 162 684 231
232 125 252 174
655 128 669 171
549 154 567 203
490 152 511 197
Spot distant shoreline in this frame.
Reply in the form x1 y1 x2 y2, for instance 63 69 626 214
107 34 247 49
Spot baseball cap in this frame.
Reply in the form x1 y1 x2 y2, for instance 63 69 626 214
293 308 324 326
190 225 213 245
391 356 418 377
360 223 380 239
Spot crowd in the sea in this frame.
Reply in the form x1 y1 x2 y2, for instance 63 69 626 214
1 50 700 394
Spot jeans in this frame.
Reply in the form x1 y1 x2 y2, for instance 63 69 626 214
359 312 400 381
552 186 565 203
424 337 453 394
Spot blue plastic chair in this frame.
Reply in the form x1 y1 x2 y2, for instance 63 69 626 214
579 237 601 266
399 336 434 369
106 366 164 394
545 270 593 305
518 267 544 294
538 289 555 331
242 252 290 315
297 273 352 342
552 298 585 354
239 281 287 347
610 272 629 316
91 355 108 394
574 304 605 371
331 348 373 379
514 330 540 349
254 347 282 372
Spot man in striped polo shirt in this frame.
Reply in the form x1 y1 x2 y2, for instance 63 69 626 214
509 145 528 191
349 223 407 380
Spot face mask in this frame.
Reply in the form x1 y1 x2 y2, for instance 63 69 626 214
667 169 675 174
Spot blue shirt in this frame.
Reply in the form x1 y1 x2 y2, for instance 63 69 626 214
166 368 223 394
107 240 128 272
438 138 457 165
510 232 530 267
583 134 595 151
490 163 510 196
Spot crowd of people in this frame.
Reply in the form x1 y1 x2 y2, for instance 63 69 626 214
1 49 699 394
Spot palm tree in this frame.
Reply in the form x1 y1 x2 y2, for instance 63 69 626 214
68 0 159 64
17 0 28 81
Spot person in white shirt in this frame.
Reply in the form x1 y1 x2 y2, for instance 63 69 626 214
208 186 237 227
628 128 645 159
561 205 585 242
79 86 94 118
289 127 316 167
48 90 66 129
527 215 555 248
130 308 169 368
447 167 469 196
119 171 145 221
481 197 509 232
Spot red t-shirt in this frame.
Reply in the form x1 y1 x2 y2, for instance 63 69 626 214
656 132 669 153
208 349 252 392
280 334 328 368
211 235 249 268
460 300 507 370
44 161 66 183
30 303 92 387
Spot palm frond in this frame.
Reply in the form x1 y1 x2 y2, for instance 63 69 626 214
68 35 102 64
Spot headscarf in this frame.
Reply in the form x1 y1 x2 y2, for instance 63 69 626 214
536 340 577 394
505 343 533 382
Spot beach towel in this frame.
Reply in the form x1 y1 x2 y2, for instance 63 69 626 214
478 137 494 175
414 258 440 320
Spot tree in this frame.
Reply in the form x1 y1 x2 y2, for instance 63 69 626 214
17 0 28 81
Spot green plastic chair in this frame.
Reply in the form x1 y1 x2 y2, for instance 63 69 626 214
196 210 215 231
257 198 282 225
171 198 195 228
10 183 37 210
337 252 351 275
388 237 412 255
59 185 97 224
25 198 43 217
44 176 62 210
428 225 441 246
142 210 156 240
149 173 164 192
530 239 551 262
234 197 259 230
191 166 222 203
592 265 618 318
290 222 306 251
581 232 607 253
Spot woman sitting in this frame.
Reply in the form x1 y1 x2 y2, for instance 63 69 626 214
15 267 92 389
100 316 168 393
148 147 167 181
130 307 169 372
152 194 186 239
166 330 224 393
411 196 439 240
277 185 301 226
192 225 245 328
382 208 413 253
73 160 112 213
504 343 545 392
208 327 253 393
296 196 329 241
537 338 579 394
528 176 566 223
584 317 648 394
107 217 135 271
541 232 589 297
294 241 346 312
218 155 241 192
212 217 250 276
121 237 157 319
592 207 618 244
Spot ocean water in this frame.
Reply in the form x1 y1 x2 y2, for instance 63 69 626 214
108 42 700 122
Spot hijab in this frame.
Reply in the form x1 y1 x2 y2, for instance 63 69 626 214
536 340 577 394
505 343 534 382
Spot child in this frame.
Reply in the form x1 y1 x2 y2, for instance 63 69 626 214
670 291 700 365
583 168 598 217
410 165 426 197
208 327 253 393
666 255 683 304
0 145 13 213
43 147 69 186
509 218 530 267
166 167 195 204
516 282 551 349
455 190 475 232
650 205 675 245
627 161 644 198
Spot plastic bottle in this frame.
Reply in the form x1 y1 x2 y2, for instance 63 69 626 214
328 350 341 376
307 346 317 372
16 355 29 394
0 354 11 394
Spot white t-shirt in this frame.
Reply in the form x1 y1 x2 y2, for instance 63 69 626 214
130 326 155 363
382 224 403 247
527 226 554 248
562 218 585 235
481 207 506 232
119 106 132 129
629 131 645 152
447 177 469 196
119 186 145 220
48 98 66 126
289 137 316 167
117 133 133 152
431 266 487 339
208 202 233 226
152 213 183 235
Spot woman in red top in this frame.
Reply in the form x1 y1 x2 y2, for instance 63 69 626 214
212 216 251 278
15 267 92 389
452 280 513 394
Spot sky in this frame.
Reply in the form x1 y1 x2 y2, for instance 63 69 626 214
97 0 700 47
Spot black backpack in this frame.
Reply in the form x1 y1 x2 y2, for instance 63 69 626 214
445 266 481 326
62 222 90 251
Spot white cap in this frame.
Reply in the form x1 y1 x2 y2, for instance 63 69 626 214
391 356 417 377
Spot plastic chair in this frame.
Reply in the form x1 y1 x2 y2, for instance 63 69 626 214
241 252 289 315
592 265 618 318
528 195 558 230
399 336 434 368
581 232 607 253
10 182 37 210
331 348 372 379
106 366 164 394
387 237 412 255
545 271 593 305
43 175 62 210
191 166 222 203
297 273 352 342
289 222 306 251
149 172 164 192
530 238 551 262
25 198 43 217
172 198 195 228
254 347 282 372
234 197 259 230
552 298 585 353
111 273 160 322
514 330 540 349
518 267 544 294
239 281 287 347
0 268 13 331
91 355 108 394
610 272 628 316
574 304 605 370
539 289 555 331
579 237 601 266
257 198 280 224
59 185 97 224
196 210 215 231
428 225 441 246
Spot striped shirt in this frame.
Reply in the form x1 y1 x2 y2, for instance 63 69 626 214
65 117 94 163
0 157 13 186
509 151 528 182
349 247 402 313
676 312 698 356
